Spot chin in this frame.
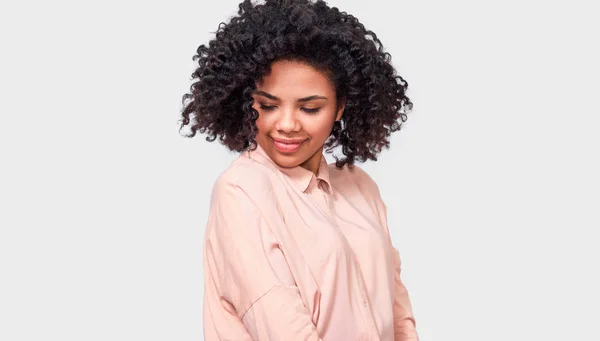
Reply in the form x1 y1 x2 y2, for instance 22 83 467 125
271 153 307 168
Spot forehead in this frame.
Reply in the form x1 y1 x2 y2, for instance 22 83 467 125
256 60 335 97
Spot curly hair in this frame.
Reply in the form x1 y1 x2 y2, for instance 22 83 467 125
179 0 413 168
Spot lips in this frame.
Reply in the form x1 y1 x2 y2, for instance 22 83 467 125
271 137 306 153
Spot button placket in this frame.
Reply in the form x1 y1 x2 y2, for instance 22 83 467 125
312 180 329 214
320 181 334 211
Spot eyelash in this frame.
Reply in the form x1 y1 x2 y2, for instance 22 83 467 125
259 105 321 114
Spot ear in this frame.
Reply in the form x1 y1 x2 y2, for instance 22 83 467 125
335 97 346 121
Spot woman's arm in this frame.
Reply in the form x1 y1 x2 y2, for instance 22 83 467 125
351 166 419 341
384 201 420 341
203 176 322 341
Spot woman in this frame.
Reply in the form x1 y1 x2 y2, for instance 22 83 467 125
180 0 418 340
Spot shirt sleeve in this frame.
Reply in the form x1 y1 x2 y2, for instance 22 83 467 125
382 201 420 341
203 176 323 341
351 165 419 341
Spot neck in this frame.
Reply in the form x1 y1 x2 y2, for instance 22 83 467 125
300 146 324 176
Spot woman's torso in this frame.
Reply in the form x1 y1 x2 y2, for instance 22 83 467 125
205 144 398 340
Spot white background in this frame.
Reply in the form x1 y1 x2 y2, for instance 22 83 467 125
1 0 598 340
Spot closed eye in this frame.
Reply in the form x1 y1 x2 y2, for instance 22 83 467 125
301 107 321 114
259 105 276 112
259 105 321 114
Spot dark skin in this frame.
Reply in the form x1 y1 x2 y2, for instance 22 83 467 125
251 60 345 175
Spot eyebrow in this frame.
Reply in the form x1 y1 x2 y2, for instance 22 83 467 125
253 90 328 102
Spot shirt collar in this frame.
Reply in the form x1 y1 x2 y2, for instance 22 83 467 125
245 142 333 194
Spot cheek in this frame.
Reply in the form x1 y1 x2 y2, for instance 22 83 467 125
304 116 335 137
254 113 269 132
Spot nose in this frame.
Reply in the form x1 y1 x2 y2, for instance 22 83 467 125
275 107 301 133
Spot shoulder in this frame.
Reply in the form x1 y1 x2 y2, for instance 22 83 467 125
210 155 276 204
328 162 382 199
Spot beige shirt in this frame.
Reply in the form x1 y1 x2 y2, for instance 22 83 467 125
203 143 418 340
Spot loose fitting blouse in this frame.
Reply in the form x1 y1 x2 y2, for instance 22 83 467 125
203 143 418 340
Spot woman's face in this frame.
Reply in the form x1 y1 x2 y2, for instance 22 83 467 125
252 60 345 174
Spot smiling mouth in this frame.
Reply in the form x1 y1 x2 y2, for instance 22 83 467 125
271 137 306 153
